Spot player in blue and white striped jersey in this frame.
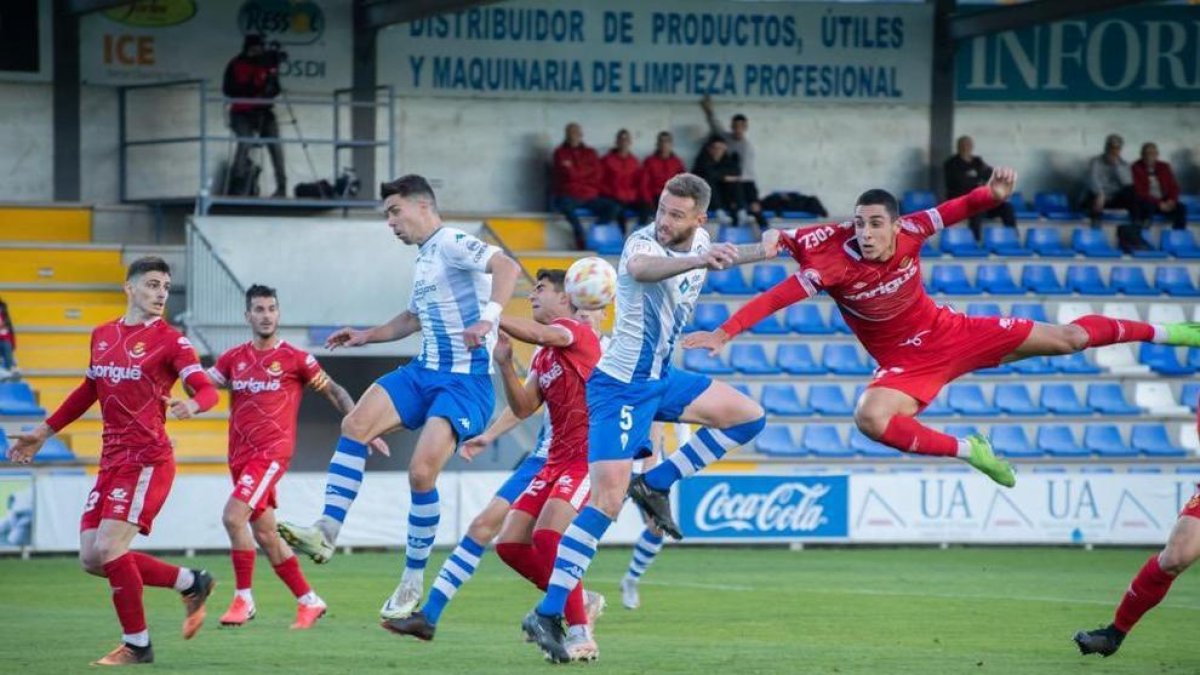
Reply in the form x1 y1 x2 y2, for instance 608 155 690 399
277 174 520 623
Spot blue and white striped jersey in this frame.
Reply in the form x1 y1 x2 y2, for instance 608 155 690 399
409 227 501 375
598 224 709 382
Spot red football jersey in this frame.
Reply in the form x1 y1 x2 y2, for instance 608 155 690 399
209 341 328 464
87 318 204 469
529 318 601 470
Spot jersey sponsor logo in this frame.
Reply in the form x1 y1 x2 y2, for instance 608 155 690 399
237 362 248 372
89 363 143 383
411 278 438 303
797 226 836 250
899 330 931 348
693 480 833 534
266 361 284 377
231 378 282 393
109 487 129 503
97 341 109 351
852 281 868 290
128 341 147 359
537 361 564 390
842 263 919 301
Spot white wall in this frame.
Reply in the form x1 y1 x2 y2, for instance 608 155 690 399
0 82 53 202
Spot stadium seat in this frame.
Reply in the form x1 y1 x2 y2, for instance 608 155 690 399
1161 229 1200 259
983 227 1030 256
786 304 832 334
1040 384 1090 414
1038 425 1088 457
994 383 1045 415
1190 347 1200 369
1134 381 1190 415
1084 425 1137 458
1100 301 1140 321
850 428 900 458
802 425 854 458
1066 265 1114 295
0 383 45 416
586 224 624 255
1110 266 1158 296
809 385 854 415
751 264 789 291
1051 351 1101 374
829 308 851 333
1071 228 1121 258
1131 424 1187 458
1009 303 1048 323
707 269 754 295
920 241 941 259
822 344 872 375
36 435 75 462
1146 302 1186 324
1085 383 1141 415
683 348 734 375
966 302 1002 317
730 344 780 375
749 313 789 335
761 384 810 416
732 384 752 398
902 190 937 214
1026 227 1074 257
1035 192 1079 221
943 424 980 440
690 303 730 332
990 426 1042 459
1008 193 1041 221
931 264 979 295
756 425 804 457
776 344 824 375
977 264 1023 295
1155 266 1200 297
921 393 953 416
1182 194 1200 218
940 227 988 257
1010 356 1055 374
1021 264 1067 294
1138 344 1196 376
718 226 756 245
947 384 997 416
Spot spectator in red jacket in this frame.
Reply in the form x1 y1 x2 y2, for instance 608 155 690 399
552 123 619 249
1132 142 1187 231
601 129 644 231
0 297 17 377
641 131 687 215
223 34 287 197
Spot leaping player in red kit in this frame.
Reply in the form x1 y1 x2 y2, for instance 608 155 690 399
205 285 388 631
7 257 220 666
685 168 1200 486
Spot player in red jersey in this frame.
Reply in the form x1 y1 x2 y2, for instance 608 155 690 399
7 257 220 666
685 168 1200 485
206 285 388 631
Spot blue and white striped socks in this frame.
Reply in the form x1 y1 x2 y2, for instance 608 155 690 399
405 488 441 577
321 436 368 527
422 535 485 625
624 528 664 582
643 416 766 491
537 506 611 617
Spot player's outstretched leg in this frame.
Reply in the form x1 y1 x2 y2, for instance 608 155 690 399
621 526 664 610
278 437 367 564
382 534 485 640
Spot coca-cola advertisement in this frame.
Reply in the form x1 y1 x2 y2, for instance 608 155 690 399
677 475 849 541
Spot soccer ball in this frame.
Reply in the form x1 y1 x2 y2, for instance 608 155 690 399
565 257 617 310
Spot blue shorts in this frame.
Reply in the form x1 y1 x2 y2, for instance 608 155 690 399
587 368 712 463
376 363 495 444
494 454 547 503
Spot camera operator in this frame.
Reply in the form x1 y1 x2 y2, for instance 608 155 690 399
223 34 287 197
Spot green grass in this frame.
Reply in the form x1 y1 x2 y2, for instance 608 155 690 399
1 547 1197 673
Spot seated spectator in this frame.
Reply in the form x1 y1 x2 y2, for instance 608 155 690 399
1082 133 1147 252
943 135 1016 241
701 96 768 228
1132 142 1187 231
600 129 644 232
552 122 620 249
0 297 16 378
641 131 687 218
692 135 747 226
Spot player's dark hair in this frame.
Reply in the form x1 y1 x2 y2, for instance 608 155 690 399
536 269 567 291
245 284 277 310
126 256 170 281
855 189 899 220
732 113 748 124
380 174 437 209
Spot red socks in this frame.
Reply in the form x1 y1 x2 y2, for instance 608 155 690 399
880 415 959 457
130 551 181 589
102 553 147 636
496 542 545 587
531 529 588 627
231 549 256 591
1071 315 1156 348
1113 554 1176 633
272 555 312 598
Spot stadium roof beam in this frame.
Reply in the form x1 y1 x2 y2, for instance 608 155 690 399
360 0 503 31
948 0 1152 42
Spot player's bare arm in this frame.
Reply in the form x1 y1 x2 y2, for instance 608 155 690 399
460 406 532 462
463 251 522 350
500 316 573 348
730 229 782 265
626 244 737 283
317 377 390 456
494 334 543 419
326 310 421 350
683 272 812 354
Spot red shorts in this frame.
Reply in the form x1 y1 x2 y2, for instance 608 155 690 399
868 313 1034 408
512 461 591 517
230 457 288 520
80 460 177 536
1180 486 1200 519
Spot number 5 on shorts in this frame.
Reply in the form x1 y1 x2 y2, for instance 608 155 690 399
619 404 634 449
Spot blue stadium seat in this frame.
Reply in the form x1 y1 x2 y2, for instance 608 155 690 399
707 268 754 295
1040 384 1090 415
761 384 810 416
1131 424 1187 458
1035 192 1080 221
1182 194 1200 218
732 384 752 398
1008 193 1041 221
850 428 901 458
802 425 854 458
1190 347 1200 369
37 435 76 462
1071 228 1121 258
1010 356 1055 374
777 344 825 375
1038 425 1088 457
966 302 1002 317
940 227 988 257
1131 243 1169 260
1110 266 1158 296
809 385 854 415
683 348 734 375
1086 383 1141 415
0 383 45 416
749 313 789 335
829 308 851 333
752 264 789 291
977 264 1022 295
1021 265 1067 294
586 224 625 255
718 226 756 245
931 264 979 295
1066 265 1114 295
1026 227 1074 257
786 304 832 334
822 344 872 375
756 425 805 457
947 384 997 416
1009 303 1048 323
1051 351 1102 374
730 344 780 375
902 190 937 214
1155 266 1200 297
922 393 953 416
1138 344 1196 376
994 383 1046 415
689 303 729 332
944 424 980 441
1181 382 1200 410
983 227 1030 256
1084 424 1137 458
991 426 1043 459
1161 229 1200 259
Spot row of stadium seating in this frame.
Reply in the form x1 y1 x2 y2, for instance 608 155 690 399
899 190 1200 224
